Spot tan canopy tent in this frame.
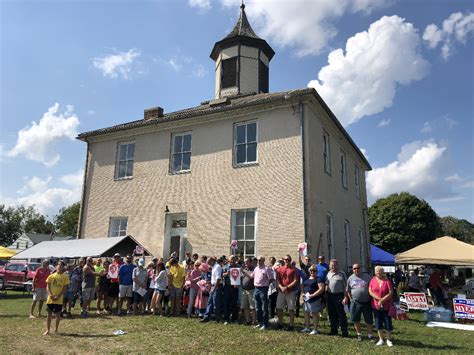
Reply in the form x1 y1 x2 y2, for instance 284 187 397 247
0 246 17 259
395 236 474 266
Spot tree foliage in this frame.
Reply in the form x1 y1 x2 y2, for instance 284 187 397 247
368 192 443 254
0 205 23 246
440 216 474 244
54 202 80 237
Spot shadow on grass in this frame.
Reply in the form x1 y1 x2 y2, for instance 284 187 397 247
0 293 31 300
59 333 116 338
396 339 462 350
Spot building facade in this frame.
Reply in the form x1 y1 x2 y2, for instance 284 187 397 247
77 5 371 272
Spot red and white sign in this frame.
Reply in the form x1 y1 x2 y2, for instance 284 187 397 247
403 292 429 310
230 268 241 286
108 264 119 279
298 242 308 257
453 298 474 319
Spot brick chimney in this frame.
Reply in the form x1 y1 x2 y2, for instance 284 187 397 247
144 106 164 120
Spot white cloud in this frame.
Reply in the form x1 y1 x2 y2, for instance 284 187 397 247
92 49 140 79
6 170 84 217
445 116 458 129
462 180 474 189
192 64 208 78
167 58 182 72
445 174 462 182
423 12 474 60
308 16 430 126
366 141 448 201
6 103 79 167
219 0 389 57
189 0 211 11
421 121 432 133
377 118 391 127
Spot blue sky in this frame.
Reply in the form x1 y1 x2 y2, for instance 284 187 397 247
1 0 473 221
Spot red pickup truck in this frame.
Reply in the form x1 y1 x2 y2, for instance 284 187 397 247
0 262 41 291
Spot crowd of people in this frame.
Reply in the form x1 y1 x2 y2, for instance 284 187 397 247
29 252 396 346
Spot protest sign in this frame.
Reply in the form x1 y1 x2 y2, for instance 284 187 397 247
134 245 144 255
453 298 474 320
108 264 119 279
230 268 241 286
230 240 238 251
298 242 308 256
403 292 429 310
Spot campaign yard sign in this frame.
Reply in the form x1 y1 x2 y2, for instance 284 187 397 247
453 298 474 320
403 292 429 310
230 268 241 286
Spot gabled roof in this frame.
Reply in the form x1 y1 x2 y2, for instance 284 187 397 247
210 4 275 61
76 88 371 170
26 233 54 244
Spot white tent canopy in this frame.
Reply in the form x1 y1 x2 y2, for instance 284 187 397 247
11 236 151 259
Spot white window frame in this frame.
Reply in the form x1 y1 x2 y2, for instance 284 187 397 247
115 141 135 180
170 132 192 174
326 213 335 259
344 220 351 271
358 228 365 270
231 209 257 257
109 217 128 238
323 130 331 175
233 121 258 167
354 165 361 199
341 150 347 189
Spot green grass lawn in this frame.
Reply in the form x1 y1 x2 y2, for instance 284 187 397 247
0 290 472 354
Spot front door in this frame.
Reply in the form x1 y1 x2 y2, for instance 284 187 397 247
164 213 187 261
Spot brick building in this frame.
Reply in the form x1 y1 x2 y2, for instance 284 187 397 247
77 4 372 272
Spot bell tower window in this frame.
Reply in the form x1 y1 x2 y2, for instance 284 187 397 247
221 57 237 89
259 60 268 93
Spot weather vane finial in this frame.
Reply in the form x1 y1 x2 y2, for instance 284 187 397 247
241 0 245 10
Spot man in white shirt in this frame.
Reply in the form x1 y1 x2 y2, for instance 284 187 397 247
201 257 223 322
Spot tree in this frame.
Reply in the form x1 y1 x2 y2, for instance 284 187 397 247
0 205 23 246
368 192 442 254
440 216 474 244
54 202 80 237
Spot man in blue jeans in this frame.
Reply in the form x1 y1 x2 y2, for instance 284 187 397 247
242 255 274 330
201 257 223 322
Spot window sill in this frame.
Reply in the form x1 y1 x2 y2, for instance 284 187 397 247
114 176 133 181
169 170 191 176
233 162 259 169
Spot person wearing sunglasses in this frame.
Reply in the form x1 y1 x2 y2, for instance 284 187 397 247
346 263 374 341
301 265 325 335
275 255 298 331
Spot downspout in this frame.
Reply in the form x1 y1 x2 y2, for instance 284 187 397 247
76 140 90 239
299 102 309 249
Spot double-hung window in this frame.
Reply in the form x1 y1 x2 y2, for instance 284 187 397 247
170 132 192 173
116 142 135 179
109 217 128 238
354 166 361 199
344 220 351 271
231 209 256 257
234 121 257 166
341 150 347 189
326 213 334 259
323 131 331 174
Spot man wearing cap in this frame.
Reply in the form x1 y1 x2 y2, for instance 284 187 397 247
30 259 51 319
117 255 136 315
132 258 148 315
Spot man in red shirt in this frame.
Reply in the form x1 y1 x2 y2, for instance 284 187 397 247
30 259 51 318
276 255 298 331
429 267 446 307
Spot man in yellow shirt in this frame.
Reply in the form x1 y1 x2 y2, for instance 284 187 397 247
44 260 69 335
168 258 186 316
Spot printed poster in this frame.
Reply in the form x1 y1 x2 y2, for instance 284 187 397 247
230 268 241 286
453 298 474 319
108 264 119 279
298 242 308 256
402 292 429 310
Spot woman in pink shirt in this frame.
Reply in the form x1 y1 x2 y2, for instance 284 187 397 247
186 261 202 317
368 266 394 347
